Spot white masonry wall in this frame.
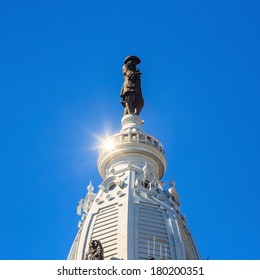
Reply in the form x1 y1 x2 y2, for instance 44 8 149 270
68 115 200 260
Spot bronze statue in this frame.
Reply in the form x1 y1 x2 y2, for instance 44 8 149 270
85 240 104 260
120 55 144 115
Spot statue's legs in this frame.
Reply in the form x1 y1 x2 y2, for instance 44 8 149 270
124 93 135 115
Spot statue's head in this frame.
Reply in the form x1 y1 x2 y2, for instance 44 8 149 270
89 240 96 249
90 240 102 250
124 55 141 66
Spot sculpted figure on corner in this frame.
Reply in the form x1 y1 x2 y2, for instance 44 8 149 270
85 240 104 260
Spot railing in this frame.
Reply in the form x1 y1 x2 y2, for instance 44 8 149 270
100 132 165 155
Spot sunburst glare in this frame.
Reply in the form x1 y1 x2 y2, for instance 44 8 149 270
88 127 116 151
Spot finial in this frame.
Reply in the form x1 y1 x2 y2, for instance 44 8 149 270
120 55 144 116
143 162 149 174
169 179 176 188
87 181 94 193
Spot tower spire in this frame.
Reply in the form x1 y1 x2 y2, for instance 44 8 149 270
68 56 200 260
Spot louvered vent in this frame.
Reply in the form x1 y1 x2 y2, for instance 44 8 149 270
138 203 170 260
91 204 118 259
177 217 198 259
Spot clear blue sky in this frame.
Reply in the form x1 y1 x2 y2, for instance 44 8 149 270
0 0 259 260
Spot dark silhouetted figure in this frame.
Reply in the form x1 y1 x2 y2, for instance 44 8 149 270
120 55 144 115
85 240 104 260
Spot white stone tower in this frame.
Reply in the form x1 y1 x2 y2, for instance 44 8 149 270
68 56 200 260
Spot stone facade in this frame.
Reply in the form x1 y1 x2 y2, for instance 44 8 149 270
68 115 200 260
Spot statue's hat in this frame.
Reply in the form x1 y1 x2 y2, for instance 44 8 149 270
124 55 141 65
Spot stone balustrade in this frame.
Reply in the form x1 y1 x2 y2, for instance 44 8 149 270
100 131 165 155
